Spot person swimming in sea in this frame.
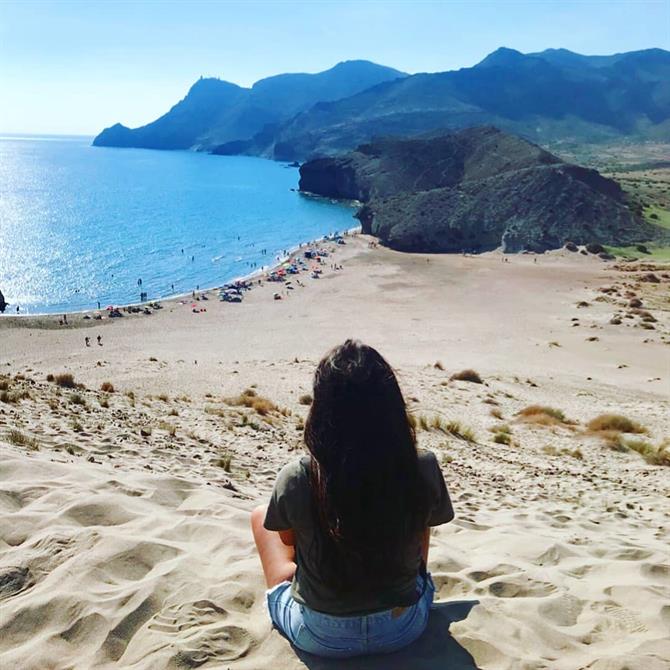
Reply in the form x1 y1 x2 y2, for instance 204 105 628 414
251 340 453 657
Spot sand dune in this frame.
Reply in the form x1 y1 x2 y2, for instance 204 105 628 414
1 236 669 669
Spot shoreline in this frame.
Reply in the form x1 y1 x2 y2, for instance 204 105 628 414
1 225 362 323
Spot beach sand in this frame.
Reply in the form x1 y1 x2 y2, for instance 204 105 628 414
1 236 669 669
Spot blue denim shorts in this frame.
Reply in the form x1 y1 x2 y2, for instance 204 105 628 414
266 573 435 658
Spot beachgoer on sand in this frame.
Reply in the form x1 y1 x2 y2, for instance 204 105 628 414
97 335 102 346
251 340 453 658
85 337 90 347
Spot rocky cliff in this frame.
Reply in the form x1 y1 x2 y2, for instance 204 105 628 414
299 127 654 253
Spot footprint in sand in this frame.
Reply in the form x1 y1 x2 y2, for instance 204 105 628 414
611 547 653 561
586 601 648 640
0 566 33 600
149 600 251 666
487 576 557 598
538 594 585 626
467 563 519 582
431 573 473 598
640 562 670 581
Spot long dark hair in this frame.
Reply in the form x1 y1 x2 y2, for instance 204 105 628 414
304 339 429 594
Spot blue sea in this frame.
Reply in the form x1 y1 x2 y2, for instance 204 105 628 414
0 135 356 314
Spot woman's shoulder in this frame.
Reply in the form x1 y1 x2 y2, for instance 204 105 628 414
416 448 443 482
275 455 311 491
417 448 439 468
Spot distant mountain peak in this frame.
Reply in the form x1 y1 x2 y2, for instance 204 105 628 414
475 47 527 68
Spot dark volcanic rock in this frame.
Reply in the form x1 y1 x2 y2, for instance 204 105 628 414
299 127 654 253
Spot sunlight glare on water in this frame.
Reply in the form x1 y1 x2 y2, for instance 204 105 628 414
0 136 355 314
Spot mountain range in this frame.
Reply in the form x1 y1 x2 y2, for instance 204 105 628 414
93 48 670 160
92 61 405 150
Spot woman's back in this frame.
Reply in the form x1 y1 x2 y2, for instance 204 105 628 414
265 448 453 615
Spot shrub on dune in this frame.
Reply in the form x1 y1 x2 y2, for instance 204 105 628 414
517 405 568 426
445 420 476 442
6 429 38 450
605 436 669 466
450 369 483 384
100 381 115 393
54 373 76 388
225 389 278 416
493 431 511 445
587 414 646 434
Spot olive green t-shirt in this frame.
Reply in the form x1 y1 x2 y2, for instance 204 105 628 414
264 449 453 615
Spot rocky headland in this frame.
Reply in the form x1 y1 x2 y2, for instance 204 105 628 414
299 127 655 253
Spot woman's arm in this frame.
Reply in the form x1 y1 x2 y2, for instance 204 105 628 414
279 529 296 547
421 527 430 564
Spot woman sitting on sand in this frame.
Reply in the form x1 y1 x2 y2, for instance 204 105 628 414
251 340 454 658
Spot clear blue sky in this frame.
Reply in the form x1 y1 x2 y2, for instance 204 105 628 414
1 0 668 135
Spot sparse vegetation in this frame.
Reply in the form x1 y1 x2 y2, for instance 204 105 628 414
205 405 227 417
54 373 76 388
6 429 39 450
69 393 86 406
100 381 115 393
434 361 444 370
299 394 313 406
493 431 511 445
225 389 278 416
604 435 669 465
445 420 476 442
71 420 83 433
99 397 109 408
412 413 476 441
214 453 232 471
587 414 646 434
517 405 568 426
450 369 483 384
158 422 177 437
45 373 54 382
490 407 503 419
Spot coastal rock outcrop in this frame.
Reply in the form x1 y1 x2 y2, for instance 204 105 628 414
299 127 655 253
